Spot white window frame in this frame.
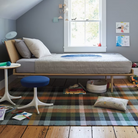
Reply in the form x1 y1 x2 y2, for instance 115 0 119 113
64 0 106 52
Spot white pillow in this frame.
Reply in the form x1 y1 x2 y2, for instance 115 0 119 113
23 37 51 58
94 96 129 111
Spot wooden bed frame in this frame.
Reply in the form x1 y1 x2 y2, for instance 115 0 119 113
5 39 134 92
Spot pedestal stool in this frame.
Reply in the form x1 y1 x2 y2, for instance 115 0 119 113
17 76 53 114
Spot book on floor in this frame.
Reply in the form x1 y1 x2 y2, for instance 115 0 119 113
12 112 32 121
65 87 86 94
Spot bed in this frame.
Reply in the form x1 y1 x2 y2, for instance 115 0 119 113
5 40 134 92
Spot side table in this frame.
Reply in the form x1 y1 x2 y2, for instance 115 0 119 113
0 63 21 105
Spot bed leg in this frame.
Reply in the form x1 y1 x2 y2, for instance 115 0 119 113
105 76 107 80
111 76 113 92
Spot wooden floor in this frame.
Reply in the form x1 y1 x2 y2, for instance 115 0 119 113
0 125 138 138
0 78 138 138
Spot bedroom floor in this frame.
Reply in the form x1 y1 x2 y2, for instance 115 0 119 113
0 78 138 138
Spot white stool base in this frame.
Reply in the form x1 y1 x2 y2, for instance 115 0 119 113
17 87 53 114
0 91 22 105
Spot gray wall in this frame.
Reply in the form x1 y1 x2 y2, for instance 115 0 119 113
0 18 16 81
106 0 138 62
17 0 138 62
17 0 64 53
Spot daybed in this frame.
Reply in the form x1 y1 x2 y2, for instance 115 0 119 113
5 40 134 92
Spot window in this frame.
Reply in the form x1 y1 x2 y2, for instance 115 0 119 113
64 0 106 52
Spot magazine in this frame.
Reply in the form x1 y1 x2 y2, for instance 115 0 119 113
0 109 6 120
0 104 15 113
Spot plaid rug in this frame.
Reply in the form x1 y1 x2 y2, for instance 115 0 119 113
0 85 138 126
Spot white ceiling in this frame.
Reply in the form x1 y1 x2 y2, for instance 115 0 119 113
0 0 43 20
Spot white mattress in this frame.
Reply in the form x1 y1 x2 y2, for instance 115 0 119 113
16 53 132 74
16 58 36 73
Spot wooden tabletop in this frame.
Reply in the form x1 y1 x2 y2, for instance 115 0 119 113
0 63 21 69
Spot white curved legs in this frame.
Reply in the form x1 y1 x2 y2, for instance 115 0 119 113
17 87 53 114
0 69 21 105
9 95 22 99
0 92 16 105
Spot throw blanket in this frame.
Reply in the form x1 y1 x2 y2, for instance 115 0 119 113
35 53 132 74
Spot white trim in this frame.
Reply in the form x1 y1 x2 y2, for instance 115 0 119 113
0 75 17 90
64 46 106 52
64 0 106 52
100 0 106 48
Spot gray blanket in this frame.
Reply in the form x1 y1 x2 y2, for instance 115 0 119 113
34 53 132 74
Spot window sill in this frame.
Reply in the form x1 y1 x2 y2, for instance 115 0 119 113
64 46 107 52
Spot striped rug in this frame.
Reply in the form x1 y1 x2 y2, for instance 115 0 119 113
0 85 138 126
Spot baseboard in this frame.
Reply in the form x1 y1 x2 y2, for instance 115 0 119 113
19 76 127 79
0 75 17 90
17 75 127 79
106 76 127 79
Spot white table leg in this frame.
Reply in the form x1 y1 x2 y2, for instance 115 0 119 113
0 69 21 105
